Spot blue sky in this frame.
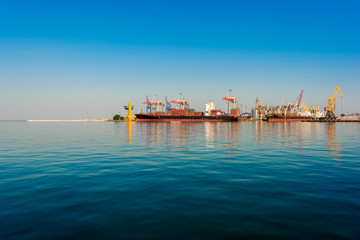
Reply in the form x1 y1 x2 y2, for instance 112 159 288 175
0 0 359 119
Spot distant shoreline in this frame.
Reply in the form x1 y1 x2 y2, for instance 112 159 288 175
0 119 111 122
27 119 110 122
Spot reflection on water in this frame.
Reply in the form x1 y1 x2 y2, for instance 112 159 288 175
205 122 220 148
127 121 133 144
133 122 242 150
325 123 343 162
1 121 359 240
252 120 263 148
126 121 345 163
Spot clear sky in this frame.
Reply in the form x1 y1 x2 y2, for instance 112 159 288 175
0 0 359 120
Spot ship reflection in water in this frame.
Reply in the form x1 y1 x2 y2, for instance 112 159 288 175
126 121 344 163
132 122 241 150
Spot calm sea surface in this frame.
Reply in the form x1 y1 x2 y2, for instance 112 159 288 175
1 121 359 239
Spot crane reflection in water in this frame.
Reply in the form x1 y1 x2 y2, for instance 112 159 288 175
325 122 343 163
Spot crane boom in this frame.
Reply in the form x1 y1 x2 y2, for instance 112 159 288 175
170 93 189 109
297 90 304 107
325 85 342 118
327 85 342 111
142 94 164 113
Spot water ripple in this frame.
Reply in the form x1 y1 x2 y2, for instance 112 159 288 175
0 121 359 239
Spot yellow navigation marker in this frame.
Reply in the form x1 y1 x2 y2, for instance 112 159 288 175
124 102 136 121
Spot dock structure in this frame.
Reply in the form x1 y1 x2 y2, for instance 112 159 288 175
303 119 360 122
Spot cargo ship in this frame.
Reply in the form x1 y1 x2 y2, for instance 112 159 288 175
265 114 309 122
135 93 240 122
136 113 239 122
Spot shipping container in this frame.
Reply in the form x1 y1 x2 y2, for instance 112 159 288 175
230 107 241 116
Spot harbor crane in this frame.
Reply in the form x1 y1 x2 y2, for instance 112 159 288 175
255 97 263 114
170 93 189 109
165 96 172 112
325 85 342 118
291 90 304 114
296 90 304 107
142 94 164 113
143 96 151 114
297 102 310 115
222 89 238 115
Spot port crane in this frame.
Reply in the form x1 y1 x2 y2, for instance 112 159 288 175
290 90 304 114
142 94 164 113
170 93 189 109
165 96 172 112
222 89 238 114
296 90 304 107
277 99 284 114
284 102 291 115
325 85 342 118
143 96 151 114
255 97 263 114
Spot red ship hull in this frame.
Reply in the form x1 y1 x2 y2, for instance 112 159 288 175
135 114 239 122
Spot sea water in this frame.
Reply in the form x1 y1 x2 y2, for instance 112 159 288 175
0 121 359 239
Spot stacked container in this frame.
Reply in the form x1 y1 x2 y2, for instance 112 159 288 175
230 108 241 116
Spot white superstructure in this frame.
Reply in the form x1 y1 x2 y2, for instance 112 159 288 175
205 101 215 116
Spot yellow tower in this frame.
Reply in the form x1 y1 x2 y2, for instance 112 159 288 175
125 102 136 121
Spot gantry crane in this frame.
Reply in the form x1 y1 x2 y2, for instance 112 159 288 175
170 93 189 109
142 94 164 113
165 96 172 112
325 85 342 118
222 89 238 114
143 96 151 114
